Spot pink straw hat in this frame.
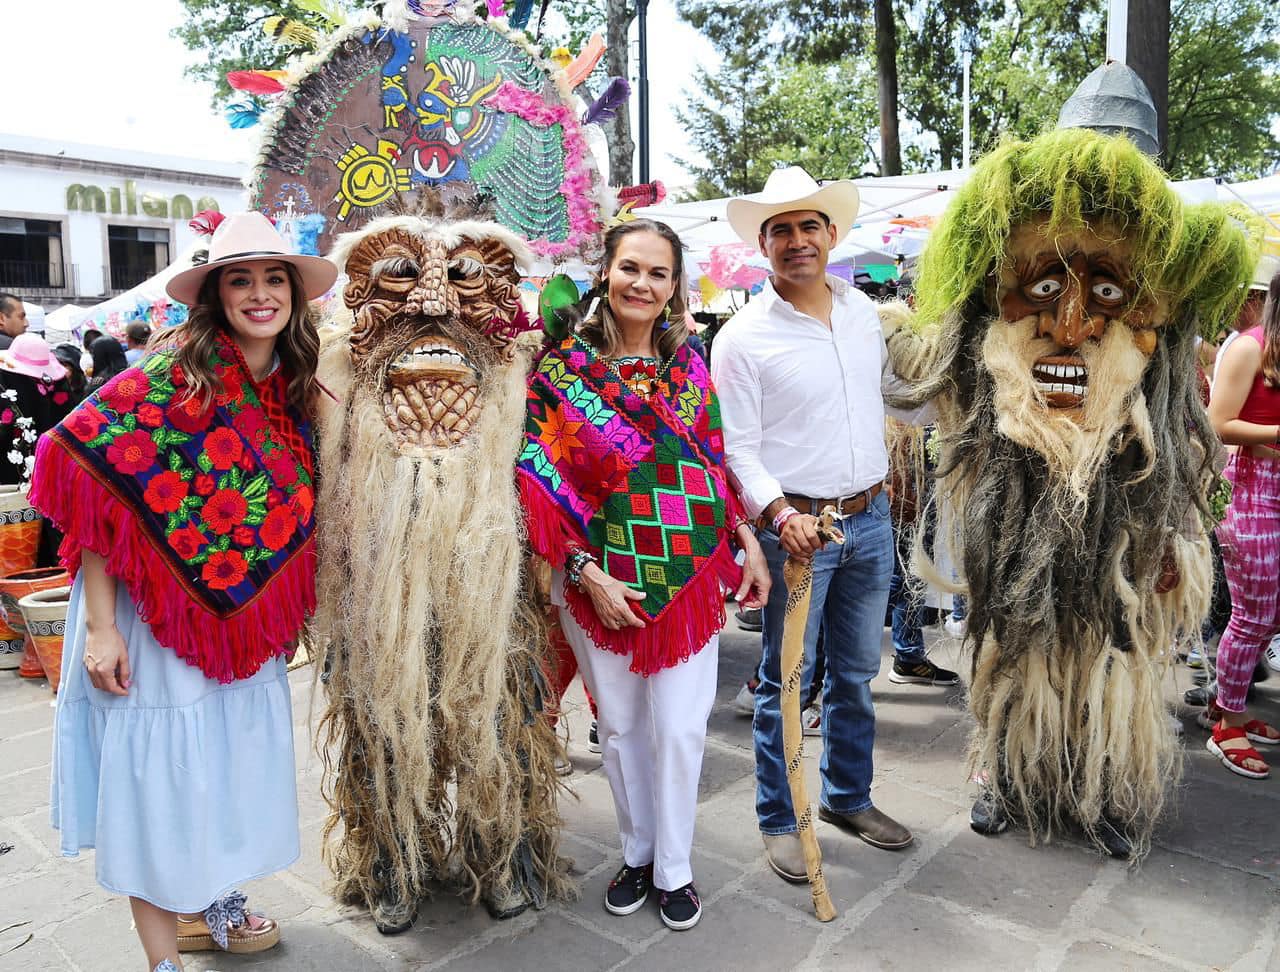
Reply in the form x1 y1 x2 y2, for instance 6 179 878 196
0 333 67 383
166 211 338 306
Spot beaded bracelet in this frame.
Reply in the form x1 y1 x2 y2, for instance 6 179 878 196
565 548 596 588
772 506 801 534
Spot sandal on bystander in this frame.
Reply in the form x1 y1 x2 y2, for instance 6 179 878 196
1206 724 1270 780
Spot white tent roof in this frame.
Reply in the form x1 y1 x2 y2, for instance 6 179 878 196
637 171 1280 276
67 240 205 337
635 170 970 271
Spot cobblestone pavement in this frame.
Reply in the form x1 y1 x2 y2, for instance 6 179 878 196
4 621 1280 971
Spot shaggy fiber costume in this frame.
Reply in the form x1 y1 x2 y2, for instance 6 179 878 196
885 127 1254 856
248 0 616 928
312 209 570 926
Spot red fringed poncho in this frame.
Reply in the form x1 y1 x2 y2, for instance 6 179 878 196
518 336 743 675
30 335 317 683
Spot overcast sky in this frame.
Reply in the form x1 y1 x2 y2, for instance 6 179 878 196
1 0 715 188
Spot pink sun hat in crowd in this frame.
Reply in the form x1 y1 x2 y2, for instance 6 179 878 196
0 333 67 382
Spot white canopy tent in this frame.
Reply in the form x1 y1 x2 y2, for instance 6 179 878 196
62 240 206 342
637 171 1280 300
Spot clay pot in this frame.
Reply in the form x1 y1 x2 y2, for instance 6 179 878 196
0 487 42 670
0 566 66 676
19 586 71 694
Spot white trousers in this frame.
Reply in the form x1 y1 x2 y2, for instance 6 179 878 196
559 608 718 891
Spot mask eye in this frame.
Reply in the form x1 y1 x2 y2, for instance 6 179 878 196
370 256 418 292
1028 277 1062 299
1092 281 1126 303
448 256 484 281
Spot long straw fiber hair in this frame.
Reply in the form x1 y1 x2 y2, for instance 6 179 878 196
885 128 1254 855
312 316 569 910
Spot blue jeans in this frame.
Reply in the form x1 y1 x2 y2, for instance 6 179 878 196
889 539 927 664
753 491 894 833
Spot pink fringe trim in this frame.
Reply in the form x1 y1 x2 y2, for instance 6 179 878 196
485 82 603 259
519 468 744 676
30 433 316 684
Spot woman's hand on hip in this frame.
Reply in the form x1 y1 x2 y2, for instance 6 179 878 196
579 562 647 630
83 623 131 696
734 527 772 609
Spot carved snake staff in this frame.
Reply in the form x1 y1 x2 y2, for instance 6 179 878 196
780 507 843 922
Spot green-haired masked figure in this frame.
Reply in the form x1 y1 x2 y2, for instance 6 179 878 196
885 126 1255 858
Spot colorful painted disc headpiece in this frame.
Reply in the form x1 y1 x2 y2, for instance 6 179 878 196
249 9 605 260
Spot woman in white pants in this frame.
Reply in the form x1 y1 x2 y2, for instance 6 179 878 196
519 220 769 930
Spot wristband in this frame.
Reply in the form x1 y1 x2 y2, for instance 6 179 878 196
772 506 801 533
565 548 596 589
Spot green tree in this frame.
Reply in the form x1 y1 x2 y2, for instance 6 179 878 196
1164 0 1280 179
679 0 1280 181
674 55 880 198
172 0 358 106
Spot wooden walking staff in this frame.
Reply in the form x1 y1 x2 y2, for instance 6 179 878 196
779 506 844 922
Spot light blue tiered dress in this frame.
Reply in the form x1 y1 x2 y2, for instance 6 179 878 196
50 574 300 912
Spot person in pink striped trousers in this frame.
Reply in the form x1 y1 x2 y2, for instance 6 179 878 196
1206 266 1280 778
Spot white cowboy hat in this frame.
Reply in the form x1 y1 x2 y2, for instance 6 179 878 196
166 212 338 306
1251 252 1280 292
726 166 861 247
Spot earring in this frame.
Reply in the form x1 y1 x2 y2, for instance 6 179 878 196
659 304 673 330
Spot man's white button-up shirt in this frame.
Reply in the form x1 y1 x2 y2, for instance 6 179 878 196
710 274 900 520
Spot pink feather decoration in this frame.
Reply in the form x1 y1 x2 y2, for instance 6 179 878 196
485 82 603 258
486 0 505 18
226 70 286 95
563 34 605 89
188 211 226 237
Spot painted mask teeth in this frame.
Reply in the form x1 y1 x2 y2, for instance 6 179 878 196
403 346 466 366
1032 358 1088 399
388 341 474 374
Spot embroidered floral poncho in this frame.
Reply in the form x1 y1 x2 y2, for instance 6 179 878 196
518 335 743 675
30 336 317 683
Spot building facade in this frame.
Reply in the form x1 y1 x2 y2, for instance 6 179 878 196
0 134 247 308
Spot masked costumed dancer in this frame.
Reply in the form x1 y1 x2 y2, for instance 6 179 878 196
884 70 1253 857
518 220 770 930
33 213 334 971
313 204 571 931
244 0 623 933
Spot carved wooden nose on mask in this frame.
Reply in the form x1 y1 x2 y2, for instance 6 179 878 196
405 239 451 318
1037 270 1105 349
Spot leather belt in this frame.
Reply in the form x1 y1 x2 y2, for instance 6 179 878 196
782 482 884 519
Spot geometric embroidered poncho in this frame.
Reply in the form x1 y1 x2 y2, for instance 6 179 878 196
30 334 316 683
518 334 743 675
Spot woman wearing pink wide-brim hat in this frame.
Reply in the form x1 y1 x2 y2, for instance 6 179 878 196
0 332 68 384
0 332 75 486
30 212 336 971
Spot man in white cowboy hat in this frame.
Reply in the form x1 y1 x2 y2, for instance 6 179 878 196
711 165 939 880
